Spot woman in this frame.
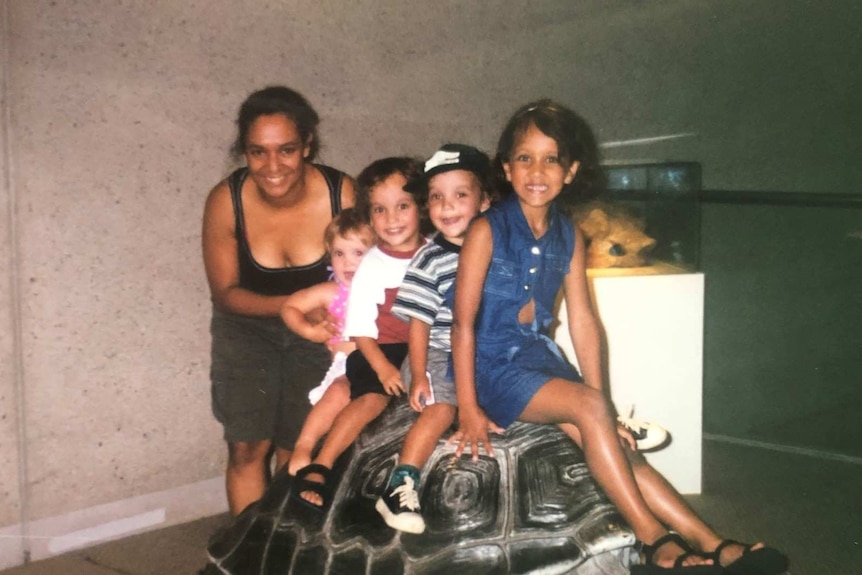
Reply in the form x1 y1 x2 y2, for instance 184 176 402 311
202 86 355 515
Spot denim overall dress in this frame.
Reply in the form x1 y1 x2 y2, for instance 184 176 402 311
474 195 583 428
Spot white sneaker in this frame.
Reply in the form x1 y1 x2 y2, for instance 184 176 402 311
618 407 669 452
375 477 426 534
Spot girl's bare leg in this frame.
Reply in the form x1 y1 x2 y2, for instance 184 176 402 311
558 423 719 541
399 403 457 468
519 379 708 568
286 377 351 475
299 393 390 505
559 421 764 567
628 454 766 567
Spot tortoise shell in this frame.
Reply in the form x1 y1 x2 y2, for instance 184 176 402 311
207 399 636 574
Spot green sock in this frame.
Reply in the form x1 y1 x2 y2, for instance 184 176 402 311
389 464 420 488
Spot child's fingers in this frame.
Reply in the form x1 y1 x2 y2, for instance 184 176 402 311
409 391 424 412
483 437 495 457
450 431 467 458
471 437 482 461
450 430 479 460
473 430 492 460
617 427 637 451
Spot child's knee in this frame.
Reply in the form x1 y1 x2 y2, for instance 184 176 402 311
355 392 391 419
578 385 612 418
424 402 457 425
325 377 351 400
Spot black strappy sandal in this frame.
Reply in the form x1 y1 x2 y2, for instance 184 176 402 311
707 539 789 575
632 532 724 574
290 463 332 512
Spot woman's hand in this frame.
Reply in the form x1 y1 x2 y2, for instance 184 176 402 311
302 310 340 343
408 373 432 412
449 405 503 461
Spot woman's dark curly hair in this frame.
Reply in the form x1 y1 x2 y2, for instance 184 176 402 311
231 86 321 161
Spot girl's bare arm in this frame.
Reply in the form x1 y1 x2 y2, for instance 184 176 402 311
451 218 495 459
563 226 604 391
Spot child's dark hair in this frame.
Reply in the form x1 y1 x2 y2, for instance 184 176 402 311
231 86 321 161
355 156 423 218
424 145 499 205
324 208 375 253
495 99 602 205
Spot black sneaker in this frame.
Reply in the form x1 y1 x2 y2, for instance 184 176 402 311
375 476 426 534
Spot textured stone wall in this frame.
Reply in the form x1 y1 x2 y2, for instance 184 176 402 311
0 0 858 563
1 0 22 535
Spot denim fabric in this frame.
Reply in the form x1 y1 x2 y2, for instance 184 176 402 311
473 196 582 427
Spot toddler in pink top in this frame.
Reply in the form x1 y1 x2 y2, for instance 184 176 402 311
280 208 375 474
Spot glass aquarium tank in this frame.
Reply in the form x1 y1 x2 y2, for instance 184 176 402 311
587 161 702 272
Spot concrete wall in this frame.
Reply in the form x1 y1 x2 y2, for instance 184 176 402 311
1 0 859 567
1 1 24 562
702 202 862 455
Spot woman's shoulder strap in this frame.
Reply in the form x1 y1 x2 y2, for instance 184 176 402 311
227 167 248 233
315 164 346 216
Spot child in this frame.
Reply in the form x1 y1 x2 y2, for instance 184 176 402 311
293 157 426 508
451 100 787 574
280 208 375 475
375 144 494 534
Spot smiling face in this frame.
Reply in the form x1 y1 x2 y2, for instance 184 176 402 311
244 113 310 201
426 170 489 245
368 174 422 253
329 232 371 286
503 124 579 211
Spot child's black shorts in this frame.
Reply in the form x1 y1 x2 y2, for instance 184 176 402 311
346 343 409 399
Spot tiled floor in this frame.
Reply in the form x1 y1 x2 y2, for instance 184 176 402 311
3 439 861 574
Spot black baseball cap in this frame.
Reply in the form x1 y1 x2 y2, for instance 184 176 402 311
403 143 490 193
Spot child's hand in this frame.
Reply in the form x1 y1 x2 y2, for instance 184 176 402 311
378 363 406 396
449 406 503 461
616 423 637 451
408 373 432 412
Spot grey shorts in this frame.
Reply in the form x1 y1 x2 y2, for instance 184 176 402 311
399 347 457 406
210 308 331 449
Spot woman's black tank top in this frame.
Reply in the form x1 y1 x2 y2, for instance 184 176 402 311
229 165 345 296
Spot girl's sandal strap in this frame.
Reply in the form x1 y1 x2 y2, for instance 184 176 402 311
641 532 693 565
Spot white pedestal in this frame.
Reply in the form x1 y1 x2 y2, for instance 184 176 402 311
553 266 704 494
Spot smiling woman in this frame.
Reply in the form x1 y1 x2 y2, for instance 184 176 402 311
201 86 355 516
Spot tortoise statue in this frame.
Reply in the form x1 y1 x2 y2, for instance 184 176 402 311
206 398 637 574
